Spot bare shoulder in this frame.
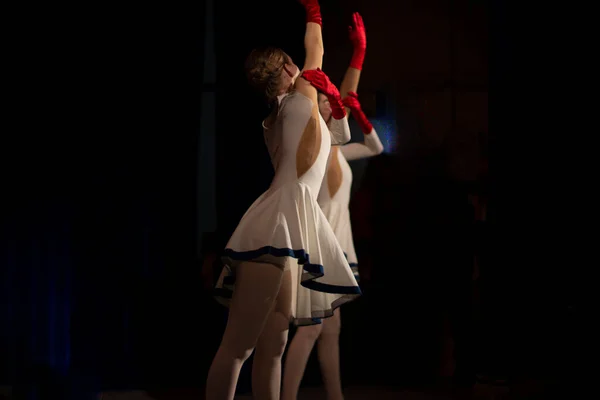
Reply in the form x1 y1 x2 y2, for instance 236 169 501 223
293 77 318 106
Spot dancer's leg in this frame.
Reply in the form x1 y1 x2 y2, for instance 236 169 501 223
317 308 343 400
206 261 284 400
252 269 293 399
281 322 323 400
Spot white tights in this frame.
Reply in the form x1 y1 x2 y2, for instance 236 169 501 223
206 261 292 400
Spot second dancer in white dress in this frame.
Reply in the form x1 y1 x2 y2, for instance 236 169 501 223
206 1 360 399
282 12 384 400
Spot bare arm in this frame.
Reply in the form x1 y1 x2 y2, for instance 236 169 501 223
340 126 384 161
303 22 324 71
297 1 324 104
295 22 323 104
300 0 324 72
339 68 361 116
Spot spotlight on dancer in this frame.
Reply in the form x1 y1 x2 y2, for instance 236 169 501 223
205 1 360 399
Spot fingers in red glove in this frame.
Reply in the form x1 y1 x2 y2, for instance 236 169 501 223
342 95 360 110
301 68 338 97
329 97 346 120
301 68 346 119
348 12 366 70
300 0 322 27
342 92 372 133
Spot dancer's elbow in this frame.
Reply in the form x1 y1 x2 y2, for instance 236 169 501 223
303 46 324 70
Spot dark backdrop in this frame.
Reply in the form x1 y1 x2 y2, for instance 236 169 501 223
2 0 575 399
213 0 476 392
2 0 484 397
2 2 209 398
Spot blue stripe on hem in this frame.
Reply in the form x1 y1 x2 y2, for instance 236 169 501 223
300 279 361 294
343 252 358 267
223 246 325 276
219 245 361 296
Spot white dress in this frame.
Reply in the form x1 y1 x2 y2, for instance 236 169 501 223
214 91 361 326
317 128 384 282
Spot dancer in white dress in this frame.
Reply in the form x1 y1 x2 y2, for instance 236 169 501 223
206 1 360 399
282 12 383 400
317 91 383 281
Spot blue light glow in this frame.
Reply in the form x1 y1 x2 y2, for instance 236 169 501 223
370 118 398 153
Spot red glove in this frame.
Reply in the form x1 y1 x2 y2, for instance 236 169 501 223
348 12 366 70
343 92 373 134
301 68 346 120
300 0 322 27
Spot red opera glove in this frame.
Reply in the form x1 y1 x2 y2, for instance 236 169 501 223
300 0 322 27
302 68 346 120
348 12 367 70
343 92 373 134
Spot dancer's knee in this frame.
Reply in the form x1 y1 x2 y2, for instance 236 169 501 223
259 333 288 359
256 311 290 358
220 335 255 362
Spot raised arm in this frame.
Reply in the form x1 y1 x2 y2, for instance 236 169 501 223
340 92 384 161
301 0 323 71
295 0 324 104
339 12 367 117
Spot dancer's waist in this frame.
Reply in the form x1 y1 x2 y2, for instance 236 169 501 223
270 171 324 193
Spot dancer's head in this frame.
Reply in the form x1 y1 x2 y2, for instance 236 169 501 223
318 93 332 123
246 47 300 105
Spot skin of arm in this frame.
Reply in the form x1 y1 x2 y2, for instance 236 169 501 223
297 19 324 107
339 68 361 117
303 22 324 71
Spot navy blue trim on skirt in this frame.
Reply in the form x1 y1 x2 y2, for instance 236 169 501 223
218 246 361 296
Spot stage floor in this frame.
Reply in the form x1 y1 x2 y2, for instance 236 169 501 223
99 383 512 400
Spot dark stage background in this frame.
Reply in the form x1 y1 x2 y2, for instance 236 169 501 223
1 0 576 399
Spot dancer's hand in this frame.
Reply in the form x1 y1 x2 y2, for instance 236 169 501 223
348 12 366 51
301 68 340 99
301 68 346 119
343 92 373 133
341 91 362 111
348 12 367 70
299 0 320 6
299 0 322 26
